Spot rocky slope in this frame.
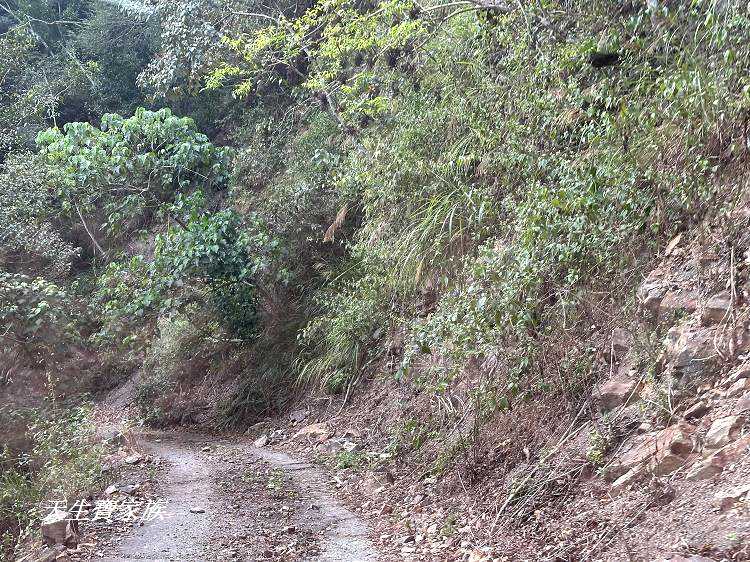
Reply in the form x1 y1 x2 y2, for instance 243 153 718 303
242 196 750 561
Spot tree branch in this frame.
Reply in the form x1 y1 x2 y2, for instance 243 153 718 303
74 203 107 257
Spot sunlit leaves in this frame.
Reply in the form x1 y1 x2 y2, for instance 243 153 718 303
36 107 232 240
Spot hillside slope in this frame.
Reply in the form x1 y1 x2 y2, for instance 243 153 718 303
3 1 750 560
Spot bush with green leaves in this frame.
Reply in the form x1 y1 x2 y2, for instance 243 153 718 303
0 152 78 278
0 272 74 361
73 3 158 117
36 107 232 244
94 198 274 348
0 405 101 557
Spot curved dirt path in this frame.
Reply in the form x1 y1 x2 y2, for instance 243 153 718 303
98 432 378 562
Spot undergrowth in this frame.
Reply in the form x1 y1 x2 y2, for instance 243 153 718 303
0 405 102 557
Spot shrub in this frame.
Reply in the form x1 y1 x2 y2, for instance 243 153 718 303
0 273 75 362
0 405 101 557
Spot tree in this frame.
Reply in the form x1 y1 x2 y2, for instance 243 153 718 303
36 107 232 253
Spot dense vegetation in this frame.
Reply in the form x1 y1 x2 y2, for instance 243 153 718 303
2 0 750 554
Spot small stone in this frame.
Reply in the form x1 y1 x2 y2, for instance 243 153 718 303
713 485 750 511
101 429 124 446
104 484 119 496
34 547 59 562
293 422 331 442
736 392 750 413
189 507 206 514
289 409 308 424
610 328 631 359
610 467 640 496
401 535 416 544
702 292 732 325
317 439 344 454
124 454 143 465
254 435 269 448
637 422 653 434
726 378 750 398
725 366 750 386
201 446 211 452
342 440 359 452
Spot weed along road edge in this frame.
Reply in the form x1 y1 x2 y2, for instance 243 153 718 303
98 431 379 561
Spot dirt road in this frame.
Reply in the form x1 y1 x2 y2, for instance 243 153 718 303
97 432 378 561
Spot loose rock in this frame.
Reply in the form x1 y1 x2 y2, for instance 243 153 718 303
599 379 639 411
704 416 745 450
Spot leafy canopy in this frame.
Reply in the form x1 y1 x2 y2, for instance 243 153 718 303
36 107 232 239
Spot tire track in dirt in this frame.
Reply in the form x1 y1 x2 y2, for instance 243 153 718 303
98 432 378 562
250 446 378 562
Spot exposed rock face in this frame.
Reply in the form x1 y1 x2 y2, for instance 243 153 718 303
736 392 750 413
638 263 700 321
687 435 750 480
664 323 718 380
712 484 750 511
683 400 710 419
606 422 696 482
726 377 750 397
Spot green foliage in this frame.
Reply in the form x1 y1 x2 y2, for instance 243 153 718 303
0 152 77 278
0 272 74 360
213 0 426 106
73 3 158 116
278 0 750 402
0 405 101 555
0 28 39 154
37 107 232 241
334 450 366 470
